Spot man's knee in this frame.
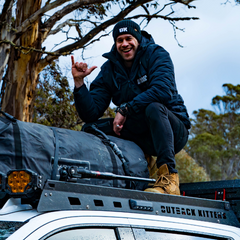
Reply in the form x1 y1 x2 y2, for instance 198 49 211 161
145 102 167 119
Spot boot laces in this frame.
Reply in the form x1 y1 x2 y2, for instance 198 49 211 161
155 174 171 187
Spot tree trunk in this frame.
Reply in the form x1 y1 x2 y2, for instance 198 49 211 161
1 0 42 122
0 0 14 84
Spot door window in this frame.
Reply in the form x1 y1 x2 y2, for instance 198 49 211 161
46 228 117 240
133 228 231 240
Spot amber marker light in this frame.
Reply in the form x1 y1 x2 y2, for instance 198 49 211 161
8 170 32 193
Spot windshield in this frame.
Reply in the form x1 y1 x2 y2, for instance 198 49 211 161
0 221 26 240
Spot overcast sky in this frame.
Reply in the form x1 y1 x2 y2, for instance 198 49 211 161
65 0 240 118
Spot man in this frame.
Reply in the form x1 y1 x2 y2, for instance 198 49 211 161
71 19 191 195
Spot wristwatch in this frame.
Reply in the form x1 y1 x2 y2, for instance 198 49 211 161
115 103 129 117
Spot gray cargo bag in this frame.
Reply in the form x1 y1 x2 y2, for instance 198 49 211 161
0 113 149 190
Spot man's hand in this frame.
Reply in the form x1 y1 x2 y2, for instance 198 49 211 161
113 112 126 136
71 56 97 88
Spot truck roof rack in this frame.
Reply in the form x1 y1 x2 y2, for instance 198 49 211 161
1 168 240 229
35 179 240 228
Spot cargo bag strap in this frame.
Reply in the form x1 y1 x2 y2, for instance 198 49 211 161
50 127 60 180
83 124 135 189
0 111 23 169
102 140 118 188
82 122 118 187
82 122 119 182
13 121 23 169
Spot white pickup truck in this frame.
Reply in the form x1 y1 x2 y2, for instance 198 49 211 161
0 169 240 240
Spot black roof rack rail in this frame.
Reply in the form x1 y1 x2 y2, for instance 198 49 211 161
36 179 240 228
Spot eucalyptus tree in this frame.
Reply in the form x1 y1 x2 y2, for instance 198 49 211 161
187 84 240 180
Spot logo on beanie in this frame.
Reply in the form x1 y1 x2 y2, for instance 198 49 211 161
119 27 128 33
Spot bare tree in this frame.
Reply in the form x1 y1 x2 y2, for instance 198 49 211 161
0 0 197 121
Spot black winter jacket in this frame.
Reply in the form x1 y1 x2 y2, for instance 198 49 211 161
74 31 191 129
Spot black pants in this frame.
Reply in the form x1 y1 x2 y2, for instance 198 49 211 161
83 102 189 173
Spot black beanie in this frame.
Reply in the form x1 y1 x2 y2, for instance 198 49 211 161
113 20 142 43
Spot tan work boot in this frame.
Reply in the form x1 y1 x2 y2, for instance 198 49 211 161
144 164 180 195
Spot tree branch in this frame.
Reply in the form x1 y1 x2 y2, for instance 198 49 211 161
49 19 98 37
130 14 199 21
14 0 73 39
41 0 111 41
171 0 195 6
39 0 153 69
0 40 61 56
